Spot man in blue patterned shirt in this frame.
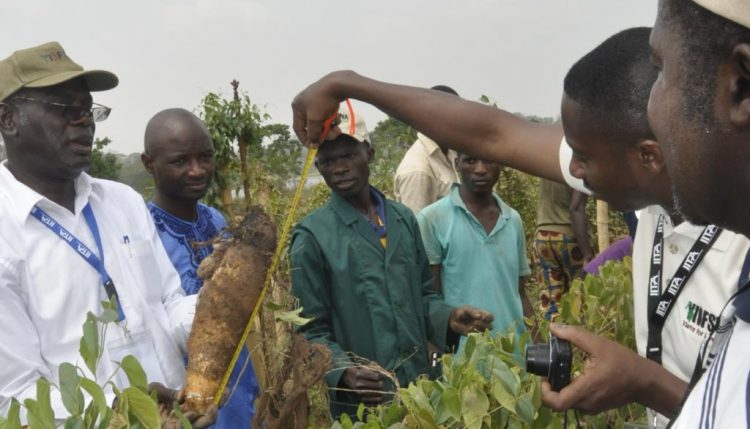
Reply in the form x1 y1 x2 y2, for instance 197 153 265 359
142 108 259 428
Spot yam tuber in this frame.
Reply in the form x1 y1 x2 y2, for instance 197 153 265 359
183 206 276 413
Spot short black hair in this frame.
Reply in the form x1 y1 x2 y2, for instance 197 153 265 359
564 27 657 144
662 0 750 125
430 85 459 96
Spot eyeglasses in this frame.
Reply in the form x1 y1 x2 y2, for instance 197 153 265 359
8 96 111 123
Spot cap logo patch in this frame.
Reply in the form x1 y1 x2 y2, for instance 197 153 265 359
40 50 67 62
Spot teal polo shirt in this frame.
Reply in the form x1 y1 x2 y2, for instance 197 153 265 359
417 184 531 342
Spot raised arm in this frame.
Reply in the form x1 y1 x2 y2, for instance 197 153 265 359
292 70 565 182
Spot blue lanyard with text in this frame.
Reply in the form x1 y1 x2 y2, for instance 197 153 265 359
30 204 125 321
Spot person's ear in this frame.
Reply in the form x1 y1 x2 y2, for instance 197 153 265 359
0 103 18 137
728 43 750 127
141 152 155 175
366 145 374 164
636 138 666 175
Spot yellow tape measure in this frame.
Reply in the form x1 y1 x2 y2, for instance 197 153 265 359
213 107 339 405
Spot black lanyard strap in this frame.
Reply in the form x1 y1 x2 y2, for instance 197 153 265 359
646 216 722 363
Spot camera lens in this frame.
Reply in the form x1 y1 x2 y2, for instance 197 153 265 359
526 343 551 377
525 335 573 391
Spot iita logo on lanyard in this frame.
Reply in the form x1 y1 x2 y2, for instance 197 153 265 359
645 215 722 364
30 204 126 322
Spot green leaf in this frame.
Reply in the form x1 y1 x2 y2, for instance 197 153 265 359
59 362 84 416
488 355 519 396
120 355 149 391
380 403 406 426
491 381 517 413
82 401 100 429
1 399 22 429
406 383 432 413
356 402 366 421
460 385 489 429
25 378 55 429
264 301 284 311
440 386 460 421
63 416 84 429
515 393 535 424
121 387 160 429
171 403 192 429
107 411 128 429
274 307 312 326
339 413 354 429
79 312 99 375
79 377 109 418
463 334 477 361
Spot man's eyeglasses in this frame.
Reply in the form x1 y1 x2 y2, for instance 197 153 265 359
8 97 111 123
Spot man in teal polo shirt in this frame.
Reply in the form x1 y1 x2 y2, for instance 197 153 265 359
290 102 493 418
418 153 533 347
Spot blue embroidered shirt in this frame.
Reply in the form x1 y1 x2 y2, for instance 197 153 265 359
148 201 259 428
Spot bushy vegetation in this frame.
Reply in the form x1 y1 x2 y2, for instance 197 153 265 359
330 258 644 429
0 88 642 428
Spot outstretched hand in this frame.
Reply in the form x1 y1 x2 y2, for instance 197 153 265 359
449 306 494 336
148 382 218 429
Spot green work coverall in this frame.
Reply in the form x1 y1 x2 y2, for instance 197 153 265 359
290 190 455 417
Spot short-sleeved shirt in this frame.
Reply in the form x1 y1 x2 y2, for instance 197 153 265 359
394 133 460 214
417 184 531 341
559 137 750 428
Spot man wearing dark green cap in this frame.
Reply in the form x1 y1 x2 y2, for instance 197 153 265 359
0 42 214 427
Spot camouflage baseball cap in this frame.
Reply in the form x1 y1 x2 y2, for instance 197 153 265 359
0 41 118 102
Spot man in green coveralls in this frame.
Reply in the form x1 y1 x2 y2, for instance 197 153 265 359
290 102 493 417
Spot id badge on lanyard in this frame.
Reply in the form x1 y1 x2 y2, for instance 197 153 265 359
30 203 126 322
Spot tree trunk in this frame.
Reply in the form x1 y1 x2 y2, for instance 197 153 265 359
232 79 251 207
596 199 610 252
221 165 235 219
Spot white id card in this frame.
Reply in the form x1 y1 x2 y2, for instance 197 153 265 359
107 329 167 388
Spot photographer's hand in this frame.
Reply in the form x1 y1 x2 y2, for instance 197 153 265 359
540 324 687 417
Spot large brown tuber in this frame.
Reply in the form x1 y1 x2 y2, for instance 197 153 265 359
183 206 276 413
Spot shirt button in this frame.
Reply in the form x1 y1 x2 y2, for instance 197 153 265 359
669 244 679 254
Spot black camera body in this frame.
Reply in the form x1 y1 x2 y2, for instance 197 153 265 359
526 334 572 392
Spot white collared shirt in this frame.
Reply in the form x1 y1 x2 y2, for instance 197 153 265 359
559 138 750 428
0 162 196 423
632 206 748 427
394 133 460 214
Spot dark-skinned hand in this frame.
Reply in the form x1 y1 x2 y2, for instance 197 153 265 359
448 305 494 336
291 71 351 147
540 323 652 414
340 366 386 405
148 382 218 429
